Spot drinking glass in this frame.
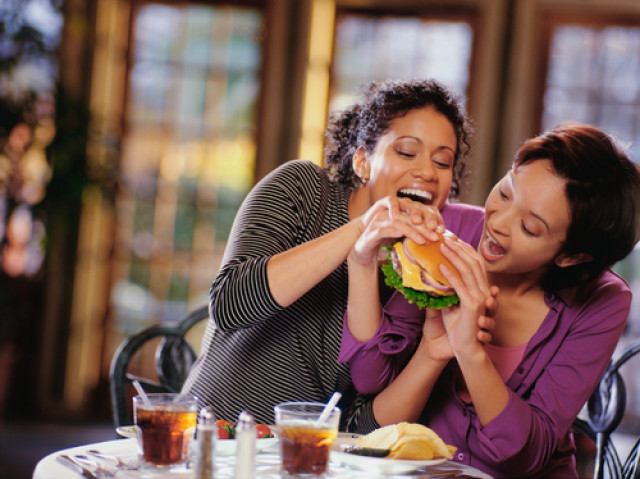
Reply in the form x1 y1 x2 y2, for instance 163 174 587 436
274 401 341 477
133 393 198 470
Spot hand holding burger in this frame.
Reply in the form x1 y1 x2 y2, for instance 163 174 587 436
382 230 462 309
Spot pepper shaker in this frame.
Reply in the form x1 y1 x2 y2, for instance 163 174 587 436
194 406 216 479
234 410 256 479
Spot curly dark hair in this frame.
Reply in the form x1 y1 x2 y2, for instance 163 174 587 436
323 79 473 198
514 124 640 291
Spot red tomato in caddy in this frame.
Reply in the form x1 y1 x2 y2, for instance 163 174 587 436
215 419 234 439
255 423 272 438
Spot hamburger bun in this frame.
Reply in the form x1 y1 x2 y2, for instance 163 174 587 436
403 230 462 288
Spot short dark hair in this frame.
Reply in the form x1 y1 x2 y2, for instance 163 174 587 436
323 79 472 198
514 124 640 291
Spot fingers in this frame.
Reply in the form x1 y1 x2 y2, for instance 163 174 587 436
425 307 443 321
484 287 499 317
368 196 443 244
440 238 490 299
476 312 495 344
476 326 493 344
399 199 444 241
477 314 495 333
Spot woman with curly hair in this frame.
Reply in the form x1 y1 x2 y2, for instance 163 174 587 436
181 78 487 426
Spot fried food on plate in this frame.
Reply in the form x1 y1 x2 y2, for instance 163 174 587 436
356 422 455 460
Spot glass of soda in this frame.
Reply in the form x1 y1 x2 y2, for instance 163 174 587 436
274 401 341 477
133 393 198 470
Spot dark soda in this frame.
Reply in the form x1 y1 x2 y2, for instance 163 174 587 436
278 422 337 475
135 405 197 466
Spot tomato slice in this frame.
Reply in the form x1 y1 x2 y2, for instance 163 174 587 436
254 423 272 439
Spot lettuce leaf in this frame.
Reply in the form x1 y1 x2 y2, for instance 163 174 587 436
380 246 459 310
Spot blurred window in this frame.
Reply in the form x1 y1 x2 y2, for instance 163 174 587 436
542 23 640 163
330 12 474 111
113 3 263 325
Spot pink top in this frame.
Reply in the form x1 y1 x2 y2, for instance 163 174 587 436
485 342 528 382
458 342 527 402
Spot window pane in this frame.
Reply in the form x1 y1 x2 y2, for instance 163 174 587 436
129 62 172 122
113 3 263 324
134 5 179 62
331 14 474 111
543 24 640 162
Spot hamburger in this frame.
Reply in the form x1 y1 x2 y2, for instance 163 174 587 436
381 230 461 309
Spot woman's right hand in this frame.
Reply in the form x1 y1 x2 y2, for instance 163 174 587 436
438 238 496 356
350 196 445 265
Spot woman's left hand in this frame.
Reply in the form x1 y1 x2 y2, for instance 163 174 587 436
421 289 496 362
422 308 454 362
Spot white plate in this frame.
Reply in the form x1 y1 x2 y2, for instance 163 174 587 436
216 437 279 456
330 434 447 475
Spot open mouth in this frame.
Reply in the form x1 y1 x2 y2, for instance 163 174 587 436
397 188 434 205
481 230 506 261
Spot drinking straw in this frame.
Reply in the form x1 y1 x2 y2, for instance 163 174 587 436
316 391 342 425
132 379 153 408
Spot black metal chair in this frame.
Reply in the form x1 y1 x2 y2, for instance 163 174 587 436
109 305 210 427
573 340 640 479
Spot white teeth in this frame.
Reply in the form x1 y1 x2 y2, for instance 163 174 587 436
399 188 433 201
483 230 505 259
485 230 499 246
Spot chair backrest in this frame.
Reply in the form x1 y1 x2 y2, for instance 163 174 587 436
573 340 640 479
109 305 210 427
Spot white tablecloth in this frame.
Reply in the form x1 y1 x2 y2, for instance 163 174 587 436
33 437 493 478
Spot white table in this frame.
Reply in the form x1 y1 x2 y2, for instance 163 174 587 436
33 437 493 478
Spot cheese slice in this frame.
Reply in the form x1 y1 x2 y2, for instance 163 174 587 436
393 242 423 291
392 242 455 296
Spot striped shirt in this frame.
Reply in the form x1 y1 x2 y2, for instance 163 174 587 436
181 160 359 425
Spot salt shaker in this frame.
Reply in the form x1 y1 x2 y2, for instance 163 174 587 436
234 410 256 479
194 406 216 479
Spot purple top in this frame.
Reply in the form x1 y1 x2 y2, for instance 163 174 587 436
341 204 631 478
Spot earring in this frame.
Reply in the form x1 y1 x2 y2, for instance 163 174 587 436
360 176 368 185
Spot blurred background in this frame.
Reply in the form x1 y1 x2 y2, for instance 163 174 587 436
1 0 640 477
